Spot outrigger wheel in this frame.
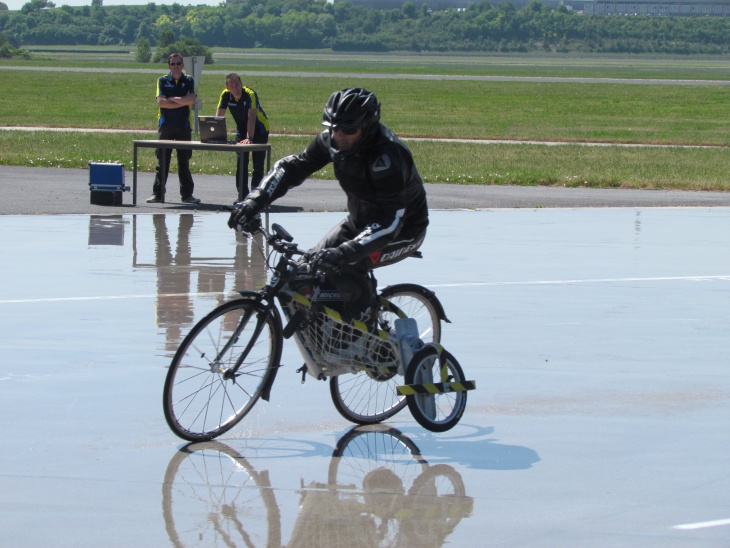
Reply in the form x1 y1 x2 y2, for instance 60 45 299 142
398 343 475 432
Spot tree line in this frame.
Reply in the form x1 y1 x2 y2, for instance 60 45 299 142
2 0 729 57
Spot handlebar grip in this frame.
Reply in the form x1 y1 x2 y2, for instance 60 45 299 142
271 223 294 242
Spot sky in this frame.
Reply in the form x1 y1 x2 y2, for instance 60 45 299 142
4 0 221 12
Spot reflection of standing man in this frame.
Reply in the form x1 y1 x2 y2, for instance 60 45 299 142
154 214 195 352
216 73 270 198
147 53 201 205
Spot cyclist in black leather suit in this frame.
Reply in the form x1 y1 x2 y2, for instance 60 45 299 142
228 87 429 320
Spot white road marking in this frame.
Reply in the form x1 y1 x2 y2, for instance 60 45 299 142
0 292 224 305
1 275 728 305
672 518 730 530
430 275 730 288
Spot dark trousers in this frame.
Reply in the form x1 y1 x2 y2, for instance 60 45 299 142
311 217 427 316
153 126 195 199
235 132 269 196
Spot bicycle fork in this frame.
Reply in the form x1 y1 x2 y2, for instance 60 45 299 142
221 305 281 402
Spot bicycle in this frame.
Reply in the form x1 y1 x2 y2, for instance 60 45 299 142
163 222 475 441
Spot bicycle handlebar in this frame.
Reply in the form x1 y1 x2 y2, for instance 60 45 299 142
238 222 347 287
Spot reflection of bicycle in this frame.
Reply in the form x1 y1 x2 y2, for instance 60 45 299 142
162 441 282 548
162 426 473 547
163 223 475 441
320 425 474 548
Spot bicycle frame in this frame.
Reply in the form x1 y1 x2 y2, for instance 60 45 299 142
226 223 406 390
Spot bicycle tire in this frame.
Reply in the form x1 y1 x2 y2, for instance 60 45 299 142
329 285 444 425
404 345 467 432
163 298 282 441
378 283 443 344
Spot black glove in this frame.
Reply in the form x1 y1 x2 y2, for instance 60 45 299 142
228 201 261 233
313 247 345 269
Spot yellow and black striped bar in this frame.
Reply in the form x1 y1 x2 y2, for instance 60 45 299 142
397 380 476 395
288 290 392 340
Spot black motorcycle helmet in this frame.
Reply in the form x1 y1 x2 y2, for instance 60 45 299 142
322 87 381 135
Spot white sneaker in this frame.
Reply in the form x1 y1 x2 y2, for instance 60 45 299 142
146 195 161 203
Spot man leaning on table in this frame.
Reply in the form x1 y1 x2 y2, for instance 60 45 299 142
147 53 201 205
216 73 270 199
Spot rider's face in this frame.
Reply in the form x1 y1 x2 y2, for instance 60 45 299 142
332 127 363 151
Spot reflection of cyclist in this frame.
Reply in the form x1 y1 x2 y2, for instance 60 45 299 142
228 87 429 324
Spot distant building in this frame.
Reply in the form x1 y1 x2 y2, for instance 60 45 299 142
581 0 730 14
335 0 730 14
334 0 569 8
336 0 474 8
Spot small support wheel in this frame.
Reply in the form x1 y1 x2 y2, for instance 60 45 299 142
400 344 472 432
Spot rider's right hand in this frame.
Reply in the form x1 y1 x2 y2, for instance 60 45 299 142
308 247 346 275
228 201 261 233
314 247 345 268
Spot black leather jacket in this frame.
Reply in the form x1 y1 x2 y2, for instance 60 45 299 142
247 123 429 262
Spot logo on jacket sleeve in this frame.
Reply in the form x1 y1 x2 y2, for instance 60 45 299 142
372 154 391 172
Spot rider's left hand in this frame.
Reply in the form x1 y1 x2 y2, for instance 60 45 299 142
228 200 261 233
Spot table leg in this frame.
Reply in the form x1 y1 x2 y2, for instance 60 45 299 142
133 144 138 205
238 151 247 201
160 146 166 203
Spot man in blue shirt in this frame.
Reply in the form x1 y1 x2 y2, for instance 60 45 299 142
147 53 200 204
216 73 270 198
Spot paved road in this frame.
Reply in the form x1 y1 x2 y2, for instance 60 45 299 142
1 165 729 215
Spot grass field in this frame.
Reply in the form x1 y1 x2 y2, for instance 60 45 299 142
1 50 729 191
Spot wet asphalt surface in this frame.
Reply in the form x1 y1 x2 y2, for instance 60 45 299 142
1 166 729 547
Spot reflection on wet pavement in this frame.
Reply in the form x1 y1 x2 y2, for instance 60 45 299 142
86 213 270 357
1 209 729 547
145 214 267 353
163 426 478 547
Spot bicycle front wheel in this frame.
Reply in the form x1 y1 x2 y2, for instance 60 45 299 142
163 298 282 441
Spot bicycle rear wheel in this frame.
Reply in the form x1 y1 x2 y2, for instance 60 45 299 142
378 284 443 344
163 298 282 441
329 284 443 425
330 366 405 425
404 345 467 432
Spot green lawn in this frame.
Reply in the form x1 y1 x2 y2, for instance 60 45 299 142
1 51 729 191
